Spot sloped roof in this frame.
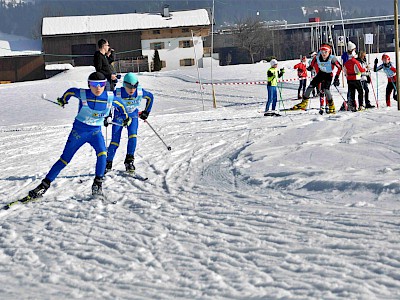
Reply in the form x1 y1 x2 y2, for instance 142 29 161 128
42 9 211 36
0 32 42 57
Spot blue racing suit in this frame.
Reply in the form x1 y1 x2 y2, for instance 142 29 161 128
45 88 128 182
106 86 154 162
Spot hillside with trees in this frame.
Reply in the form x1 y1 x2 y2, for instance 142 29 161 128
0 0 394 39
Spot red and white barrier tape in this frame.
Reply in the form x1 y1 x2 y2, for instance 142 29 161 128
198 77 311 86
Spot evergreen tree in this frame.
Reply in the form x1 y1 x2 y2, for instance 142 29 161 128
153 49 162 72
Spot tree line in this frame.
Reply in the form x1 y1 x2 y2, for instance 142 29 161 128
0 0 392 39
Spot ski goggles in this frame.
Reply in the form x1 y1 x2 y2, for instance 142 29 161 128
88 80 107 88
124 81 139 89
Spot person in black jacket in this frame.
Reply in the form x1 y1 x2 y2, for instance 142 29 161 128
93 39 117 91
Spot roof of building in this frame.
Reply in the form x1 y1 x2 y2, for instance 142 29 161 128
42 9 211 36
0 32 42 57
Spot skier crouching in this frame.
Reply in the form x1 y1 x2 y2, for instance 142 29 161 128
28 72 131 199
292 43 342 113
105 72 154 173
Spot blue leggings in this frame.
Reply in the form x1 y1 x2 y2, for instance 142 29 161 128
106 117 138 162
46 125 106 182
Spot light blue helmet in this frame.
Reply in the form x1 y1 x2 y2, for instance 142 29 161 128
123 72 139 88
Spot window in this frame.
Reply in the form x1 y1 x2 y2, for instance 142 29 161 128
179 40 193 48
180 59 195 66
182 28 190 33
153 30 161 34
150 42 165 50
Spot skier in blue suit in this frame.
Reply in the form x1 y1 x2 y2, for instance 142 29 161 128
105 72 154 173
28 72 131 198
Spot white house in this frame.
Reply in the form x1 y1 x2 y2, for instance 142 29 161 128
41 7 211 71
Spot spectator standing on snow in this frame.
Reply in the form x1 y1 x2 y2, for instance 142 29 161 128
374 53 397 107
357 51 375 109
344 48 366 111
105 73 154 174
291 43 342 114
308 51 318 97
94 39 118 91
294 56 308 99
264 59 285 116
26 72 131 200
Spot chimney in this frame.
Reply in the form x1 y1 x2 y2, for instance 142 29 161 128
162 5 170 17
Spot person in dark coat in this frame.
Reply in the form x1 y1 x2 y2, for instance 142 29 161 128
93 39 117 91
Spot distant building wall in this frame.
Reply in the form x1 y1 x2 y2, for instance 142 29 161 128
0 55 45 82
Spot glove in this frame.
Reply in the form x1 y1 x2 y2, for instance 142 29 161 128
280 68 285 73
57 97 65 108
139 111 149 120
306 65 313 71
122 117 132 127
374 58 378 65
333 76 340 87
104 116 112 127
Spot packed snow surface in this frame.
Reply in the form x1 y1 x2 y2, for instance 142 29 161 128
0 56 400 299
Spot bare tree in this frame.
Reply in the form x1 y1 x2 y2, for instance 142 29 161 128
234 16 265 63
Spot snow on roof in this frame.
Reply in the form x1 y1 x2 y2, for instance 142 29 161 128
0 32 42 57
42 9 211 36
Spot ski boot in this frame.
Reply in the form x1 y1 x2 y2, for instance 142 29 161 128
124 154 135 173
105 160 112 174
328 101 336 114
29 178 51 198
291 98 309 110
92 176 104 196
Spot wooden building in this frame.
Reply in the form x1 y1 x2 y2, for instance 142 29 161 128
0 32 44 82
42 7 211 72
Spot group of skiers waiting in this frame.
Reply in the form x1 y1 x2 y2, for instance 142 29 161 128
264 40 397 116
25 38 154 200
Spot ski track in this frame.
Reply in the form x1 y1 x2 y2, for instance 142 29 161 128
1 63 400 299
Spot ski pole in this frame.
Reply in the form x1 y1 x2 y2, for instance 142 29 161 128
41 94 62 107
369 76 379 108
334 85 348 111
143 119 172 151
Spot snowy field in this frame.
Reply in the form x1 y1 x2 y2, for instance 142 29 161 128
0 54 400 299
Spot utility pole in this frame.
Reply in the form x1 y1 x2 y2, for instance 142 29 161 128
395 0 400 110
211 0 217 108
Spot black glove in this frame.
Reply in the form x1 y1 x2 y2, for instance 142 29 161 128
122 117 132 127
374 58 378 66
280 67 285 73
333 76 340 87
139 111 149 120
306 65 313 71
104 116 112 127
57 97 65 108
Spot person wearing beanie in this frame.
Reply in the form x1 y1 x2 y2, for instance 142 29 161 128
374 53 397 107
292 43 342 113
294 56 308 99
22 71 131 203
105 72 155 174
264 59 285 116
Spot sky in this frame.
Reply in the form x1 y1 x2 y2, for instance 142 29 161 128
0 55 400 299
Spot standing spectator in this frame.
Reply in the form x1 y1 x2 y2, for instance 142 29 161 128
374 53 397 107
308 51 318 97
264 59 285 116
294 56 308 99
357 51 375 109
344 49 366 111
93 39 118 91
